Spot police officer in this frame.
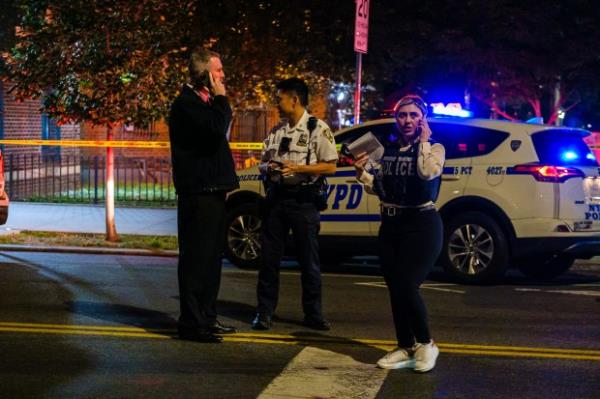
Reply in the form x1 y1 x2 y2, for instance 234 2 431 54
252 78 338 331
355 95 445 372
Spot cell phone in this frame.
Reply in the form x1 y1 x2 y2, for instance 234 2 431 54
416 118 425 137
193 70 211 90
340 143 354 158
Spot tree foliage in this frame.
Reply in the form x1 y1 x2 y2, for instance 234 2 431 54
366 0 600 124
0 0 18 51
193 0 356 107
2 0 195 127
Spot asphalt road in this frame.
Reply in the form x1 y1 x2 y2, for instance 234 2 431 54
1 252 599 398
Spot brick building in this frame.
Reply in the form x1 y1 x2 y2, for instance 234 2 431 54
0 81 82 200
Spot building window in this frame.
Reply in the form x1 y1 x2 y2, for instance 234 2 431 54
41 114 61 160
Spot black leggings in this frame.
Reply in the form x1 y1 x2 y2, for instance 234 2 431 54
378 209 443 348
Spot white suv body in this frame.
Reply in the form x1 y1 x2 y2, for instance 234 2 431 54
226 117 600 283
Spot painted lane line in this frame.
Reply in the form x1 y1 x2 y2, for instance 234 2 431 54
0 326 169 339
2 322 600 361
421 285 466 294
515 288 600 297
354 282 387 288
257 347 387 399
0 321 172 332
442 348 600 361
547 289 600 297
354 281 465 294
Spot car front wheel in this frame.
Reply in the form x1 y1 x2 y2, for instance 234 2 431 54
225 203 262 269
441 211 509 284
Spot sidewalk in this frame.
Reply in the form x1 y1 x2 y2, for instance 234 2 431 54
0 202 178 257
2 202 177 236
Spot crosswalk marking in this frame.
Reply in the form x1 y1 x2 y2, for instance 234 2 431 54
257 347 387 399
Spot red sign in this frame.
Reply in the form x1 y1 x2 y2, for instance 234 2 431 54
354 0 370 54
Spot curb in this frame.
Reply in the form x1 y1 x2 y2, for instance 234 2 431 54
0 244 178 257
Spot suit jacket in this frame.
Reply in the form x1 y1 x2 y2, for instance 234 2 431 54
168 85 239 195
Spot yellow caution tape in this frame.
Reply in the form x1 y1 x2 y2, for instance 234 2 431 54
0 139 169 148
230 142 263 150
0 139 264 150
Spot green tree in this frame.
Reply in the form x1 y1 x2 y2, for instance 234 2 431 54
0 0 18 51
365 0 600 125
2 0 195 240
193 0 356 108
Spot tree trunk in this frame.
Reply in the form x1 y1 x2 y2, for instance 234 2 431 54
105 124 119 242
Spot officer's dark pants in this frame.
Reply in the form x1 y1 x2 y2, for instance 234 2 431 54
378 209 443 348
257 198 323 320
177 192 227 331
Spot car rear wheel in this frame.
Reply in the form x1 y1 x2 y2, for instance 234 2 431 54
517 255 575 280
225 203 262 269
441 211 509 284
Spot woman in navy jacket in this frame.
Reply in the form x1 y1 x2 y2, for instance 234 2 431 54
354 95 445 372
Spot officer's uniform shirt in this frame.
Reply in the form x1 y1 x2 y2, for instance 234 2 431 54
260 110 338 185
358 140 445 207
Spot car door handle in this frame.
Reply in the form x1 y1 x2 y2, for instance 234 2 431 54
442 175 461 181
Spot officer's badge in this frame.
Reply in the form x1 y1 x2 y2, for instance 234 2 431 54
297 133 308 147
323 128 334 143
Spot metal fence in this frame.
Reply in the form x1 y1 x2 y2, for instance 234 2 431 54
4 154 176 206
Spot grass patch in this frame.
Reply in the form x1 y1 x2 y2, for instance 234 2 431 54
0 230 178 251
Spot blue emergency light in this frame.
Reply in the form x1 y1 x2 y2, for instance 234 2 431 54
561 151 579 161
430 103 473 118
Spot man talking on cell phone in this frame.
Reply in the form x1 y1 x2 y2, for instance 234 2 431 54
168 47 238 343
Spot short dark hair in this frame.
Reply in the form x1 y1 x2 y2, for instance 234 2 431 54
188 47 220 79
276 78 309 106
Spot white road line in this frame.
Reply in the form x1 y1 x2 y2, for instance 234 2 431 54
421 285 466 294
547 290 600 297
354 282 387 288
257 346 387 399
515 287 600 297
354 282 465 294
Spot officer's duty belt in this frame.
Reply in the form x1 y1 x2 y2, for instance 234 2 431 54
380 203 435 217
272 184 318 199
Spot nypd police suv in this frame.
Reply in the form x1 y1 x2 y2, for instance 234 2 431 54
225 117 600 283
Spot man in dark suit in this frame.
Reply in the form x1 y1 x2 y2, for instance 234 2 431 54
169 47 239 343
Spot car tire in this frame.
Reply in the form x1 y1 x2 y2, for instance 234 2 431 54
225 203 262 269
441 211 509 284
517 255 575 280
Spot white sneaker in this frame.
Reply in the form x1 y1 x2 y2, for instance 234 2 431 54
376 347 416 369
413 341 439 373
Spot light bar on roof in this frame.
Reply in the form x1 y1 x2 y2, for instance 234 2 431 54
430 102 473 118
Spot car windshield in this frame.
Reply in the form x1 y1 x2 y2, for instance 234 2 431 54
531 129 598 166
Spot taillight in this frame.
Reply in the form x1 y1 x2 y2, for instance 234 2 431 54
510 164 585 183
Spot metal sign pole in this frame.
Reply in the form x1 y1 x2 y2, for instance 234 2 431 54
353 0 369 125
354 52 362 125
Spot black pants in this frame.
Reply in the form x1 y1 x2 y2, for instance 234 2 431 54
257 198 323 320
378 209 443 347
177 192 227 330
